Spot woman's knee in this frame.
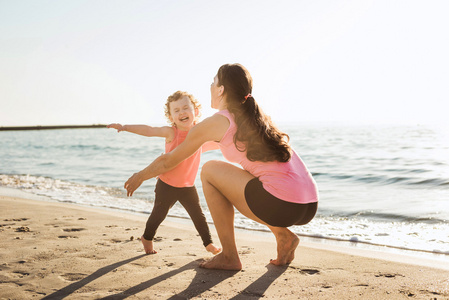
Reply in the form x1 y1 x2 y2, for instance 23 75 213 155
200 160 224 182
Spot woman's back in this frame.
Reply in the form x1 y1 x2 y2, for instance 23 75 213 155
215 110 318 204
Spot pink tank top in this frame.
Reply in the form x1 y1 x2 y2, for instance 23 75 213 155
216 110 318 204
158 127 201 188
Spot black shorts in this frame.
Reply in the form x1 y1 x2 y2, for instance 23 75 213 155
244 178 317 227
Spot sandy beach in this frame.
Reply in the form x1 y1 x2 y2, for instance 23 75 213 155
1 195 448 299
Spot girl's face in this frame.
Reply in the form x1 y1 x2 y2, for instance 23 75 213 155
168 96 198 130
210 75 224 109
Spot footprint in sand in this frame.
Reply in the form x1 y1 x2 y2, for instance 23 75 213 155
58 235 79 239
60 273 87 282
62 228 85 232
300 269 320 275
289 266 320 275
12 270 30 278
15 226 30 232
96 242 111 247
375 273 404 278
239 246 254 255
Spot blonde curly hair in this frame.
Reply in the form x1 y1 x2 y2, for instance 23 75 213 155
164 91 202 126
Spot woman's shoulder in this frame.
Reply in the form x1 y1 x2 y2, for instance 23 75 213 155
189 113 230 143
214 109 232 119
212 110 234 127
203 111 230 126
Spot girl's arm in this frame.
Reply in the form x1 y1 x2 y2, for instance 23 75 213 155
107 123 174 140
124 114 229 196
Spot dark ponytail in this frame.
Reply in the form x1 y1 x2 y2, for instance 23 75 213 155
217 64 291 162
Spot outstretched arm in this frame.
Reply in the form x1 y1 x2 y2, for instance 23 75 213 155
107 123 174 140
124 114 229 196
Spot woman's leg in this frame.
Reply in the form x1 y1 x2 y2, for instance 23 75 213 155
200 160 300 269
266 225 300 265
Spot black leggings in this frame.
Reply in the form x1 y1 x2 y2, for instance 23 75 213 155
143 179 213 247
245 178 318 227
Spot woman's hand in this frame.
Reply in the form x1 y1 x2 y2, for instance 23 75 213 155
124 172 143 197
107 123 125 132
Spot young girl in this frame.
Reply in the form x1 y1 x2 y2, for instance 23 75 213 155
108 91 221 255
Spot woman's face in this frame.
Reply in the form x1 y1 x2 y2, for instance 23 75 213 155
210 75 223 109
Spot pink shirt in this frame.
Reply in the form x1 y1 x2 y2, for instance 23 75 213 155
216 110 318 204
158 127 201 188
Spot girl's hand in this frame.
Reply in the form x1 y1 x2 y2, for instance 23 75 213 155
124 172 143 197
107 123 124 132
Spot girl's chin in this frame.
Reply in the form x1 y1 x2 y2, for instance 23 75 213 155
175 121 194 129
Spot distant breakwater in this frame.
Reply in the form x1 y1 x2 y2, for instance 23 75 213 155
0 124 107 131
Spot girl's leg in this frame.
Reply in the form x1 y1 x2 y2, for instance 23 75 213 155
200 160 300 268
142 180 177 254
178 187 221 254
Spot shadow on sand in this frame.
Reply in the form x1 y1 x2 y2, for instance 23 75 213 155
43 255 288 299
42 254 147 300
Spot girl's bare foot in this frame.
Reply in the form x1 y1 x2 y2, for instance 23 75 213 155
205 243 222 255
199 253 242 270
270 229 299 266
141 236 157 254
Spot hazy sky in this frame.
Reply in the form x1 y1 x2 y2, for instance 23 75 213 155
1 0 448 126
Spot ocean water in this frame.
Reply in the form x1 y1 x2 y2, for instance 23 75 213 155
1 124 448 257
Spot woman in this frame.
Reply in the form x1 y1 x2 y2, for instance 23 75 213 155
125 63 318 270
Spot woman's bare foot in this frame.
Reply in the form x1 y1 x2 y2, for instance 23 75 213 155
199 253 242 270
141 236 157 254
205 243 222 255
270 229 299 266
